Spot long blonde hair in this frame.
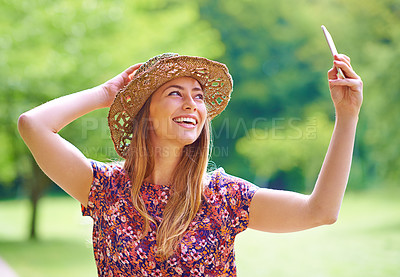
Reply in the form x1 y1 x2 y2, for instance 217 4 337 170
124 97 211 259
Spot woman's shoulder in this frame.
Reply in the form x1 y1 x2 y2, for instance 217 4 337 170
207 167 243 185
207 167 242 190
205 167 259 196
89 159 127 180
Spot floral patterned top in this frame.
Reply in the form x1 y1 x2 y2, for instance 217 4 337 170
82 160 259 276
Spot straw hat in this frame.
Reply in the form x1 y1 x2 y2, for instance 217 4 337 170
108 53 233 158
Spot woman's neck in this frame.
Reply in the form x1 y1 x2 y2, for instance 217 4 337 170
145 145 183 186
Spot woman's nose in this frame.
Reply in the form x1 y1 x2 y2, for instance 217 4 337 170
183 96 197 111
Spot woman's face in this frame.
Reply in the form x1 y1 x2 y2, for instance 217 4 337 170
148 77 207 149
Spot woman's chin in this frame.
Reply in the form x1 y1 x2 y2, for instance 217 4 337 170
179 137 198 147
174 130 200 146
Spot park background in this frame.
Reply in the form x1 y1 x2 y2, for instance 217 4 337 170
0 0 399 276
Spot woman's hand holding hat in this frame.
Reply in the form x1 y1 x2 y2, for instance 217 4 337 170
100 63 143 108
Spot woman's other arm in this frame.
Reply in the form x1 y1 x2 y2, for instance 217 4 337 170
248 54 363 232
18 64 141 206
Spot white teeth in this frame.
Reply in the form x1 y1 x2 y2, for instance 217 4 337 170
173 117 197 125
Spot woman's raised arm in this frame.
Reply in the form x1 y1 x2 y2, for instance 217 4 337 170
18 64 141 206
248 54 363 232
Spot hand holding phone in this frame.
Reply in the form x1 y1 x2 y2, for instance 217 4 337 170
321 25 345 79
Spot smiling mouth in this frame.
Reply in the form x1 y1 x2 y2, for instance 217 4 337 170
172 117 198 126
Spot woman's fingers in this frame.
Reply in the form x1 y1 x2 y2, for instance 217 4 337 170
328 54 351 80
335 54 351 68
328 54 353 80
328 55 362 93
334 60 355 78
327 66 337 80
120 63 143 83
329 77 363 92
329 59 359 81
125 63 143 74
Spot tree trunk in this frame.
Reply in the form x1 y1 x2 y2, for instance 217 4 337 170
29 191 39 240
28 159 51 240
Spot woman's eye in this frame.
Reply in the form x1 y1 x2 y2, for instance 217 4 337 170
168 91 181 96
195 94 204 100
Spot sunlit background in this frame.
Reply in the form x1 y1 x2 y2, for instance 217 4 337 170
0 0 399 276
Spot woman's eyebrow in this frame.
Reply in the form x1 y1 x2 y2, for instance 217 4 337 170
163 85 203 92
164 85 184 91
192 87 203 92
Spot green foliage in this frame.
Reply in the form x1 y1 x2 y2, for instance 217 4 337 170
0 0 224 192
343 0 400 186
236 111 333 191
1 0 400 195
303 0 400 188
199 0 331 181
201 0 400 189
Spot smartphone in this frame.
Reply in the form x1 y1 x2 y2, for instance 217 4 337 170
321 25 345 79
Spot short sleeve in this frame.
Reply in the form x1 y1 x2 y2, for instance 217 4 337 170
211 168 259 235
81 160 121 218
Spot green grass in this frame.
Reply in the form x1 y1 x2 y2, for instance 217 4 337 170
236 189 400 276
0 189 399 277
0 197 97 277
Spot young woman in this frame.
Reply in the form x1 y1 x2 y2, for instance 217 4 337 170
18 53 363 276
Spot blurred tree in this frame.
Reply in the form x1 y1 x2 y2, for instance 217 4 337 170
292 0 400 188
200 0 400 190
0 0 224 239
236 111 333 192
340 0 400 188
199 0 331 183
